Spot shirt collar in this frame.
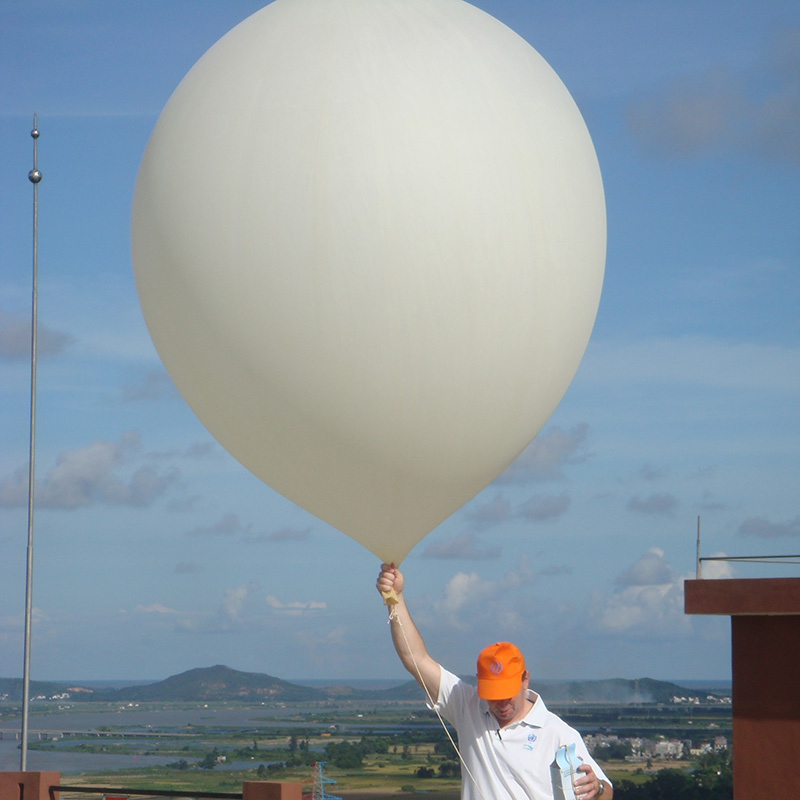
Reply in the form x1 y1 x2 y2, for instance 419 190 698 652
481 690 548 730
524 690 549 727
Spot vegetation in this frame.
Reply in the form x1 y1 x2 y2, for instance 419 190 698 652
614 751 732 799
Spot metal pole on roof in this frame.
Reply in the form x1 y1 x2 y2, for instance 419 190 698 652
21 114 42 771
696 516 701 579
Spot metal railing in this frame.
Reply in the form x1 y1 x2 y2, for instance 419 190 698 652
694 516 800 578
56 788 242 799
696 553 800 578
699 554 800 567
0 773 304 800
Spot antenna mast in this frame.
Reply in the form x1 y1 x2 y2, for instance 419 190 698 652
21 114 42 771
696 516 701 579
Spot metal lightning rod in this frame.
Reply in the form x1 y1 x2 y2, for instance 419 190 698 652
21 114 42 771
696 516 701 579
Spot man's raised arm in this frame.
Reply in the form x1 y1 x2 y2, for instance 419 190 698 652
377 563 441 701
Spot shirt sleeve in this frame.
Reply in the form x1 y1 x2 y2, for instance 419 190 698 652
430 667 476 728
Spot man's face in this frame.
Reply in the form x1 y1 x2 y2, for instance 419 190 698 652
486 670 530 726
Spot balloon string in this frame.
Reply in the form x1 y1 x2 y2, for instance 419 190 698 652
388 611 492 800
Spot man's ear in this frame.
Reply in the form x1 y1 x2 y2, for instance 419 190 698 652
521 670 530 689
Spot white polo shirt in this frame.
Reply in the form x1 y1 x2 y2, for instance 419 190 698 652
432 668 610 800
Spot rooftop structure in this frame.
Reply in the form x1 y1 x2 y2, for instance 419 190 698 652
685 575 800 798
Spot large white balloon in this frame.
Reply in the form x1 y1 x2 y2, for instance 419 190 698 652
131 0 605 565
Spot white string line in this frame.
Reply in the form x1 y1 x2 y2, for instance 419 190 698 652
566 744 584 799
388 607 493 800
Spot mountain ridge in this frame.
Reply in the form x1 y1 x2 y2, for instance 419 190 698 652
0 665 729 704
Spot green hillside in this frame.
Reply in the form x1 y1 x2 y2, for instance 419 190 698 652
91 664 324 702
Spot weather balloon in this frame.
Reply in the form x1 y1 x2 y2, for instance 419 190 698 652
131 0 605 565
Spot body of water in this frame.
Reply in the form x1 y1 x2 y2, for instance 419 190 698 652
0 703 380 775
0 740 285 776
0 739 178 775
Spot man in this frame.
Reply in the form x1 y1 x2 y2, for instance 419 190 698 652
377 563 612 800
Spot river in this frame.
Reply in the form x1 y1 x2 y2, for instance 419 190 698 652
0 703 333 775
0 700 434 775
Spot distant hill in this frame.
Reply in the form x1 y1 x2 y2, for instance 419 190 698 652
0 666 322 703
369 676 723 705
0 666 728 704
534 677 713 704
92 665 324 702
0 677 77 701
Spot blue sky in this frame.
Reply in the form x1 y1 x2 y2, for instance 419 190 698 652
1 0 798 684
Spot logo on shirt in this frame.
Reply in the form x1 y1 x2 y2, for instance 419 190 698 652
522 733 538 750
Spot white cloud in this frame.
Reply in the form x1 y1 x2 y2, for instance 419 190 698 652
187 513 246 537
593 582 690 635
134 603 177 615
625 27 800 164
423 532 501 560
699 491 728 512
700 553 737 580
168 585 264 632
167 495 203 513
173 615 210 633
265 595 327 617
0 608 46 631
120 368 177 402
615 547 674 587
518 493 570 522
291 623 349 674
0 309 74 360
221 585 249 623
640 464 668 482
433 560 534 631
626 66 744 157
738 515 800 538
627 493 678 516
150 441 220 461
591 549 690 636
465 494 512 529
439 573 494 616
498 424 591 484
0 432 178 509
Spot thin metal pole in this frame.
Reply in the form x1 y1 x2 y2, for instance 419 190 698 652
21 114 42 771
695 516 701 579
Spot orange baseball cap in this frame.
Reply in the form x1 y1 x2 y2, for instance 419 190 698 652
476 642 526 700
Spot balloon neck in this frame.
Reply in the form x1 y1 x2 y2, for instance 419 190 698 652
381 588 398 606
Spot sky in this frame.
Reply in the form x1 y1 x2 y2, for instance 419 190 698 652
1 0 798 686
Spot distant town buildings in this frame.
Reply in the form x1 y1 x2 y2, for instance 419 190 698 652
585 732 729 762
669 694 732 705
